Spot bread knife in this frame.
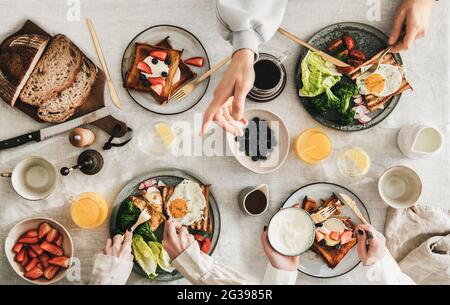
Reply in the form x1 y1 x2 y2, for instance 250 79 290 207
0 107 110 150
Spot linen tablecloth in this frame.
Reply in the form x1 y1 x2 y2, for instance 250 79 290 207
0 0 449 285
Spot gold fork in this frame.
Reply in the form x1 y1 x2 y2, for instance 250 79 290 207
310 205 337 224
169 55 231 102
357 46 393 80
130 207 151 232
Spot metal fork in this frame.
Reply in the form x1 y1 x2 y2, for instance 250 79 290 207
358 46 393 80
130 208 151 232
310 206 337 224
169 56 231 102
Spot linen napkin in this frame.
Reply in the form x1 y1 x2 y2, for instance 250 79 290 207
384 205 450 285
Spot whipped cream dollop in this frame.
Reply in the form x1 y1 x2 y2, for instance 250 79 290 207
143 56 181 84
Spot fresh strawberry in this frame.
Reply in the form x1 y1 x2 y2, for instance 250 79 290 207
48 256 70 269
55 234 63 247
150 50 167 61
151 84 164 96
184 57 205 67
28 248 38 258
45 229 59 243
21 249 30 267
327 38 343 52
137 61 152 74
200 237 211 254
38 254 50 268
18 236 39 244
315 230 326 242
25 229 38 238
329 231 340 241
347 59 364 68
12 243 24 253
343 35 356 50
38 222 52 239
43 265 60 280
148 76 165 86
36 263 44 271
25 257 39 272
40 241 64 256
349 49 366 61
337 65 355 75
292 203 301 209
193 234 204 242
30 244 44 256
340 230 354 245
24 267 43 280
15 248 26 263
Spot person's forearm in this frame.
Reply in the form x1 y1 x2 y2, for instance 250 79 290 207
214 0 288 54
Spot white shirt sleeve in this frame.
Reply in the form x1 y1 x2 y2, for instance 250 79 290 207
363 250 416 285
214 0 288 54
89 253 134 285
262 263 298 285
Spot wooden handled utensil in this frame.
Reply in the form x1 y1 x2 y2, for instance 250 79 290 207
277 28 351 68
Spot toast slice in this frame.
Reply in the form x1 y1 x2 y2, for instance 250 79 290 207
190 185 212 233
302 196 317 214
142 187 165 231
20 34 83 106
123 43 181 104
130 190 165 232
37 57 97 123
155 37 197 93
0 34 49 106
351 53 412 111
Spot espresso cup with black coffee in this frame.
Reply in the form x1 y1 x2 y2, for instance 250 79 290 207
238 184 269 216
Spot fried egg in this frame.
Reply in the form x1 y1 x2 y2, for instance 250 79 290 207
166 179 206 226
356 64 403 97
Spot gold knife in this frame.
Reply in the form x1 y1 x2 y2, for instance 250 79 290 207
334 192 370 225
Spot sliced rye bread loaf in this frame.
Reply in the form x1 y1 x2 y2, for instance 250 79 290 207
19 34 82 106
37 57 97 123
0 34 49 106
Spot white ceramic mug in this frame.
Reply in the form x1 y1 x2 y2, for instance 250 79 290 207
397 124 443 159
1 156 58 201
378 165 422 209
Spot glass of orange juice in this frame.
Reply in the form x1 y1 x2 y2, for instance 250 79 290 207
70 192 108 229
295 128 332 164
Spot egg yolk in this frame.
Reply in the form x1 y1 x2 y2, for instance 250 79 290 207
169 198 189 218
364 73 385 95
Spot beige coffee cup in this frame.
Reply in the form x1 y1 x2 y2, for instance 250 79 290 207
1 157 58 201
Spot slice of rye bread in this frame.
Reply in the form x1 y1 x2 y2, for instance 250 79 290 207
37 57 97 123
0 34 49 106
20 34 83 106
162 184 212 233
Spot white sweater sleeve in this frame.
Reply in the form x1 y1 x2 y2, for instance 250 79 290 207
363 250 416 285
214 0 288 54
89 254 134 285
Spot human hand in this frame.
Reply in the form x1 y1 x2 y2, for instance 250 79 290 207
389 0 434 52
102 230 133 261
261 228 299 272
201 49 255 136
162 219 195 260
354 224 386 266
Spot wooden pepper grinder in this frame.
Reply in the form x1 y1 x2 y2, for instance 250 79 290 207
69 128 95 148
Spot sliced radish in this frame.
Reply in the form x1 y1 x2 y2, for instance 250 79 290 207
353 96 364 105
358 115 372 124
157 180 166 187
354 105 369 119
147 186 159 193
138 182 146 190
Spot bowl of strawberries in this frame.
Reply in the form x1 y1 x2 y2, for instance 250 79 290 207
5 217 73 284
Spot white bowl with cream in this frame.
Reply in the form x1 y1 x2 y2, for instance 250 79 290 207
267 207 315 256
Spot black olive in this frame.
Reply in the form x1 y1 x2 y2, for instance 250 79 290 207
152 58 158 65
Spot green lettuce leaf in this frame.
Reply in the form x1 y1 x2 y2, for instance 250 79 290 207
148 241 175 273
132 235 158 279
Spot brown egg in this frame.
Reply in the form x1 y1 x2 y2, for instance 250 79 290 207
69 128 95 148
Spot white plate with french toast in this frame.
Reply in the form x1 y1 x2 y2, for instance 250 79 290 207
282 182 370 278
109 169 220 281
122 25 210 115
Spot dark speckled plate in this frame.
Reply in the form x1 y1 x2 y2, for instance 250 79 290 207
295 22 403 132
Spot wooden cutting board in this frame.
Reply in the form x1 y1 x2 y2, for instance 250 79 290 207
2 20 128 137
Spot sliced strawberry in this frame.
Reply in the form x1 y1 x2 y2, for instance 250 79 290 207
25 257 39 272
25 229 38 238
43 265 60 280
150 50 167 61
38 222 52 240
329 231 340 241
45 229 59 243
28 248 38 258
337 49 349 60
151 84 164 96
137 61 152 74
343 35 356 50
327 38 344 52
336 65 355 75
18 236 39 244
340 230 354 245
148 76 165 86
200 237 211 254
184 57 205 67
315 230 326 242
349 49 366 61
24 267 43 280
292 203 301 209
21 249 30 267
12 243 24 253
48 256 70 269
38 254 50 268
36 262 44 270
29 244 44 256
15 248 26 263
55 234 63 247
40 241 64 256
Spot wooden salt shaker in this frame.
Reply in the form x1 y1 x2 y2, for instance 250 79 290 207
69 128 95 148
